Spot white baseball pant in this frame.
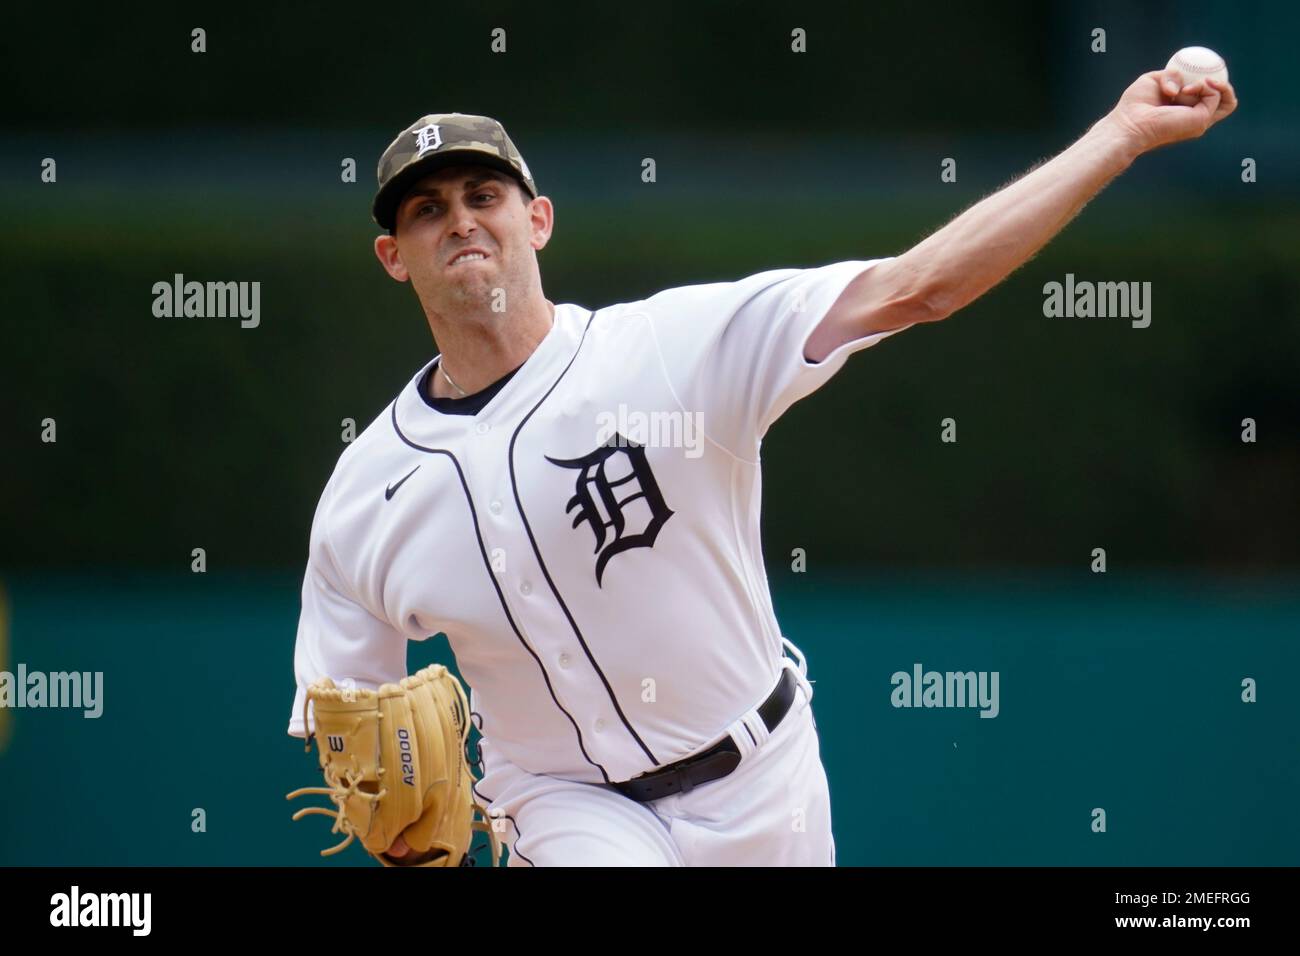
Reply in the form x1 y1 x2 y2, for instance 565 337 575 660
474 653 835 866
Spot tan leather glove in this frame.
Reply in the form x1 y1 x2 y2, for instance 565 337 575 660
287 664 501 867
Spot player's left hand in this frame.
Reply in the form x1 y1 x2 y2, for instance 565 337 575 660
1101 69 1238 155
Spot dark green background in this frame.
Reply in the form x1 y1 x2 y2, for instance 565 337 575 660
1 571 1296 866
1 0 1296 865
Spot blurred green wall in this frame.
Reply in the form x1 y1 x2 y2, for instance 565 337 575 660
3 1 1297 570
1 572 1295 866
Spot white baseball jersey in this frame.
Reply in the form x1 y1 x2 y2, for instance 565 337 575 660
288 257 911 788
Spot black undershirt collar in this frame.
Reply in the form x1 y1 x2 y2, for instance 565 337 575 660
418 358 523 416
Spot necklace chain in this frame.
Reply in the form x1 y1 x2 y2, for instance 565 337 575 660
435 307 555 400
438 360 469 397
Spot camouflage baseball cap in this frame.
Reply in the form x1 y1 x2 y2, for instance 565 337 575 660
372 113 537 231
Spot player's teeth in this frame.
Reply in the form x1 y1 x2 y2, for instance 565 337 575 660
455 253 486 263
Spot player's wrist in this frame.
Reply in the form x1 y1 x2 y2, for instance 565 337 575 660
1085 113 1144 168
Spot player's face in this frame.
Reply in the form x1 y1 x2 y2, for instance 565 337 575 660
391 165 540 308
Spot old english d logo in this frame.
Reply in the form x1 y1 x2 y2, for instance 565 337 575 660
546 435 674 587
412 123 442 157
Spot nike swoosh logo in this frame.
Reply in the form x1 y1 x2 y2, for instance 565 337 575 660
385 466 420 501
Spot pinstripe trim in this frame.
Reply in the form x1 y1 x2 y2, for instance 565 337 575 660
507 308 661 768
390 404 610 782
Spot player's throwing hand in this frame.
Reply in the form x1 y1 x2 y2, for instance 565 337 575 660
1102 68 1238 154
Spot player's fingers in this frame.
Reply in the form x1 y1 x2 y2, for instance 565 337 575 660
1205 77 1238 116
1164 79 1202 108
1157 72 1181 98
388 833 410 857
1153 70 1202 107
1192 82 1223 125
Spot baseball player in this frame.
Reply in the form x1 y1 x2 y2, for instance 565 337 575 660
289 72 1236 865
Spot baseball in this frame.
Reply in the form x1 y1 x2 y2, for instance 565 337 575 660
1165 46 1228 89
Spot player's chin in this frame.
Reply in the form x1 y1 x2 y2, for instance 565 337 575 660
444 277 497 304
444 267 497 289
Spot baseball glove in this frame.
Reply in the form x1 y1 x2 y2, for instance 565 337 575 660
286 664 501 867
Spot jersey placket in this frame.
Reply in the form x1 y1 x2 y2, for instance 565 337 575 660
467 412 618 774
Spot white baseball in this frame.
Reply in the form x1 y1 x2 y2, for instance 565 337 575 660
1165 46 1228 89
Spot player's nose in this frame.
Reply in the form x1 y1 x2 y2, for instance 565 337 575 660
447 202 479 238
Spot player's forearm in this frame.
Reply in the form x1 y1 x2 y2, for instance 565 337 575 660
899 118 1140 320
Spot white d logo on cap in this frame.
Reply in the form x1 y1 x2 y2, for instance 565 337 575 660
412 124 443 158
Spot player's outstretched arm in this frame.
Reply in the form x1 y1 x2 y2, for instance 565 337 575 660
807 67 1238 361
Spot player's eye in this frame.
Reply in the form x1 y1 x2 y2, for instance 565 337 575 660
412 192 492 220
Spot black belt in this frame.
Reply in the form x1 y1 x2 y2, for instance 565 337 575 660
611 667 798 803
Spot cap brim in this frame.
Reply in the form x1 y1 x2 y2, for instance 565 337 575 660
372 149 535 231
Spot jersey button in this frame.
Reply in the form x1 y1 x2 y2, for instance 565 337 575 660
558 653 571 668
475 422 490 435
594 718 606 732
519 580 533 595
489 500 503 515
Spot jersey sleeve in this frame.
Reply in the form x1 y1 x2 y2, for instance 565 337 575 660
644 258 912 459
286 478 408 738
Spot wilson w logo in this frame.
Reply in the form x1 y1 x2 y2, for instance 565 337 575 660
327 735 345 752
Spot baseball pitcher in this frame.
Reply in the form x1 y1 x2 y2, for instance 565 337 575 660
286 67 1236 866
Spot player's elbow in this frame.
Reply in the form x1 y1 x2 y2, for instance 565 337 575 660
899 286 951 326
864 286 948 335
869 259 953 327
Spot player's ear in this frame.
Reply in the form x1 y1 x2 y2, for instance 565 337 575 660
528 195 554 253
373 233 410 282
